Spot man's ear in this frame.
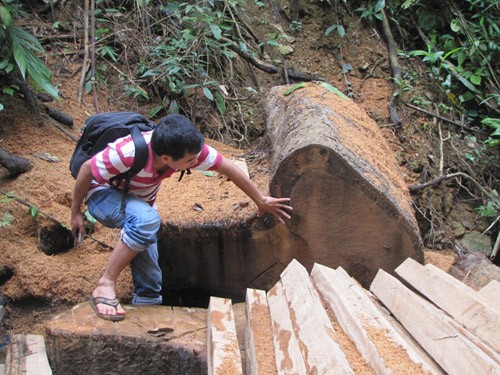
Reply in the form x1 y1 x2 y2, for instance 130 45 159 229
160 154 172 163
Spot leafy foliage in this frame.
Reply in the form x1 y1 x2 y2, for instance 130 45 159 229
0 2 60 110
86 0 284 143
357 0 499 146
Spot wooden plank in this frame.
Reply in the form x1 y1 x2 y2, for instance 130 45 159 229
267 280 307 374
207 297 243 375
6 334 52 375
334 267 444 374
279 259 354 374
311 263 442 374
397 258 500 353
245 289 277 375
424 262 496 310
478 280 500 313
371 269 500 374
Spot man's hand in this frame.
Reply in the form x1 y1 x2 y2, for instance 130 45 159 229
257 196 293 224
71 210 87 237
71 160 93 238
216 157 293 223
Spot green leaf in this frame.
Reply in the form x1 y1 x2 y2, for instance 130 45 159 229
401 0 417 10
283 82 306 96
9 27 60 100
482 118 500 135
0 6 12 28
0 103 4 111
325 25 336 36
27 205 38 218
374 0 385 13
210 24 222 40
450 19 461 32
0 212 14 227
337 25 345 38
320 82 349 99
470 74 481 85
203 87 214 101
456 75 481 94
215 92 226 114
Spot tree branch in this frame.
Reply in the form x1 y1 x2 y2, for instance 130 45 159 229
404 102 488 135
380 9 402 127
408 171 490 198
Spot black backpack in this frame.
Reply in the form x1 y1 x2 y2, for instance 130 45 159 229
69 111 155 210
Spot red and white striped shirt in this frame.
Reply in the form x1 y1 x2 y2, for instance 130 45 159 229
88 131 222 205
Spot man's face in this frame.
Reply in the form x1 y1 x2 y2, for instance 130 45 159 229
166 152 199 170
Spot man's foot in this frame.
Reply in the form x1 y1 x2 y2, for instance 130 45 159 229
91 284 126 320
90 296 125 321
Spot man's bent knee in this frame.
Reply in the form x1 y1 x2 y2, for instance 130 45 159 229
121 208 161 252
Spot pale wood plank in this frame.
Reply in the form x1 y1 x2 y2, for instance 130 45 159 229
279 259 354 374
334 267 444 373
398 258 500 353
245 288 277 375
267 280 307 374
6 334 52 375
371 269 500 374
312 263 442 374
207 297 243 375
478 280 500 313
424 262 497 311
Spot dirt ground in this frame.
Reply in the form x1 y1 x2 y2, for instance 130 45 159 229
0 1 461 339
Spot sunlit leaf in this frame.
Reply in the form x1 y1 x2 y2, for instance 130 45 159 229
203 87 214 101
450 19 461 32
320 82 349 99
374 0 385 13
282 82 306 96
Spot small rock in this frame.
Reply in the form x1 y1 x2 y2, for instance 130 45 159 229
457 231 492 257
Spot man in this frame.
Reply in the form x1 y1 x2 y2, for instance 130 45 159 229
71 114 292 321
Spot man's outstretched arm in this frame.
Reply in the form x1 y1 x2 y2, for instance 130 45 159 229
215 157 292 223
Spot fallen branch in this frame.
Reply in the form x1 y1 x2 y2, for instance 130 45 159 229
90 0 99 111
404 102 488 135
380 9 402 127
221 36 278 74
45 106 74 127
491 231 500 260
408 171 490 198
220 36 324 82
77 0 90 105
46 116 78 142
0 147 32 176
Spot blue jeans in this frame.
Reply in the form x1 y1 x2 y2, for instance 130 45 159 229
87 188 163 305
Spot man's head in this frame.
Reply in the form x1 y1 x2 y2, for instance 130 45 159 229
152 114 204 161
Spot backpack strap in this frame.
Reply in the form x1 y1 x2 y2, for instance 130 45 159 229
178 168 192 181
118 127 149 213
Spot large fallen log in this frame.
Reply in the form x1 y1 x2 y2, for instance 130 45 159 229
266 82 423 286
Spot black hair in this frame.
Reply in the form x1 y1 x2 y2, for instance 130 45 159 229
151 114 204 160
